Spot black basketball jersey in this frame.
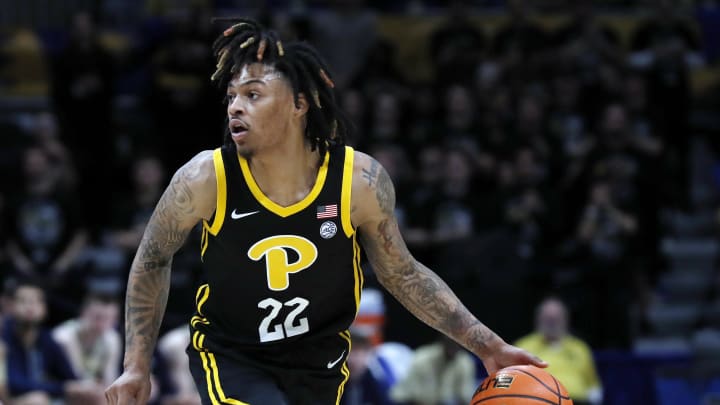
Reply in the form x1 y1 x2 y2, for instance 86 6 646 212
190 145 363 354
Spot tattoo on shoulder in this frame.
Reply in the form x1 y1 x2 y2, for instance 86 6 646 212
375 166 394 215
360 156 396 215
361 159 379 187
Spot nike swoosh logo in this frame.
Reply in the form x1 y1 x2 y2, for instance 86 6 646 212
231 210 259 220
327 350 346 369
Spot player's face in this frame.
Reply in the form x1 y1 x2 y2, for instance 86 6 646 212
226 63 300 158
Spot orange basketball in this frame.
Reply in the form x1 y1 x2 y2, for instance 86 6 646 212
471 365 574 404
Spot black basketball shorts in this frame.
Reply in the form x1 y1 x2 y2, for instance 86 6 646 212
186 332 351 405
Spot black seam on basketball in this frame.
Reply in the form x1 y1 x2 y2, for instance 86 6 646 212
472 394 559 404
501 368 572 400
551 374 561 404
504 367 561 397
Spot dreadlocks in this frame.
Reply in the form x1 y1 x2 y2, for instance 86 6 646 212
211 18 348 156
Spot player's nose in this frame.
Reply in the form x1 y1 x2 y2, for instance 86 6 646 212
227 97 244 115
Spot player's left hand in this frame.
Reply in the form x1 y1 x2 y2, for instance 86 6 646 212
482 342 548 375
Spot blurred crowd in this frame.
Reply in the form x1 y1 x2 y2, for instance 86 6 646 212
0 0 718 403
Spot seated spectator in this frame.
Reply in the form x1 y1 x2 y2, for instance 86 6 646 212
343 289 412 405
342 331 396 405
0 312 7 404
157 326 202 405
491 0 548 75
352 288 386 347
515 297 602 405
431 147 478 244
2 279 104 404
52 291 121 387
390 335 476 405
4 146 88 323
108 154 166 258
428 0 485 85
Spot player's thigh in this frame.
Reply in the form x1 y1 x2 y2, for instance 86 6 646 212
188 350 289 405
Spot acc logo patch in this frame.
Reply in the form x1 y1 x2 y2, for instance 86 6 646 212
320 221 338 239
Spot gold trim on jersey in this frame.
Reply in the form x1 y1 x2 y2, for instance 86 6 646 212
201 226 210 259
199 351 250 405
238 151 330 218
205 148 227 236
196 284 210 315
341 146 355 238
192 330 207 351
336 330 352 404
191 284 211 328
352 233 364 315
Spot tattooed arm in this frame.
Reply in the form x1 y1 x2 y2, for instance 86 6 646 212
351 152 546 374
106 151 217 405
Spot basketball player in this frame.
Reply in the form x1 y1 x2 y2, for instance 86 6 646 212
105 19 546 405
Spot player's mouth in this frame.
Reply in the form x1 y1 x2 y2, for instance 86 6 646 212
229 118 249 140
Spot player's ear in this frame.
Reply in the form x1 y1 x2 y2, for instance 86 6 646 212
294 93 310 117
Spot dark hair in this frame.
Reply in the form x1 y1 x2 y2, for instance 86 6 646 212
83 290 119 307
211 18 349 156
3 276 46 299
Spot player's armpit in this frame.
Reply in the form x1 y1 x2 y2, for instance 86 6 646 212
351 152 503 359
123 150 216 372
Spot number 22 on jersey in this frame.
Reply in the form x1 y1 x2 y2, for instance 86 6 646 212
248 235 318 342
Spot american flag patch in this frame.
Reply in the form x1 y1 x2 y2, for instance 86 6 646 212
316 204 338 219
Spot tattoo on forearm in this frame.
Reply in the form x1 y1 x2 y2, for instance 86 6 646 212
360 157 494 356
124 159 203 366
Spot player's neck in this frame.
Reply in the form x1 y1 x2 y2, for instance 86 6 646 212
247 140 321 207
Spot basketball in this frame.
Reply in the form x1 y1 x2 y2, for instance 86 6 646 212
470 365 573 405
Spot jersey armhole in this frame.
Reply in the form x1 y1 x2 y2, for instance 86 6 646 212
341 146 355 238
205 148 227 236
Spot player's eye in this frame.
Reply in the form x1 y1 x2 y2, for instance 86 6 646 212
248 91 260 100
226 94 236 103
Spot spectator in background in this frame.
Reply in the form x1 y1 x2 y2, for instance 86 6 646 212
431 147 478 244
310 0 378 88
367 90 406 146
350 38 406 93
108 154 166 262
147 8 218 170
441 85 481 142
502 147 551 261
512 93 551 160
516 298 602 405
28 112 78 193
546 69 594 191
343 331 396 405
343 288 413 405
551 0 623 122
339 88 368 142
157 327 202 405
630 0 702 210
4 146 88 323
52 291 121 388
390 335 476 405
402 145 444 251
51 11 115 232
491 0 548 83
3 279 104 405
429 0 485 85
405 85 439 153
575 178 637 348
0 312 7 405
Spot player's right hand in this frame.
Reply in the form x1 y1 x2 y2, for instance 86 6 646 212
105 370 151 405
